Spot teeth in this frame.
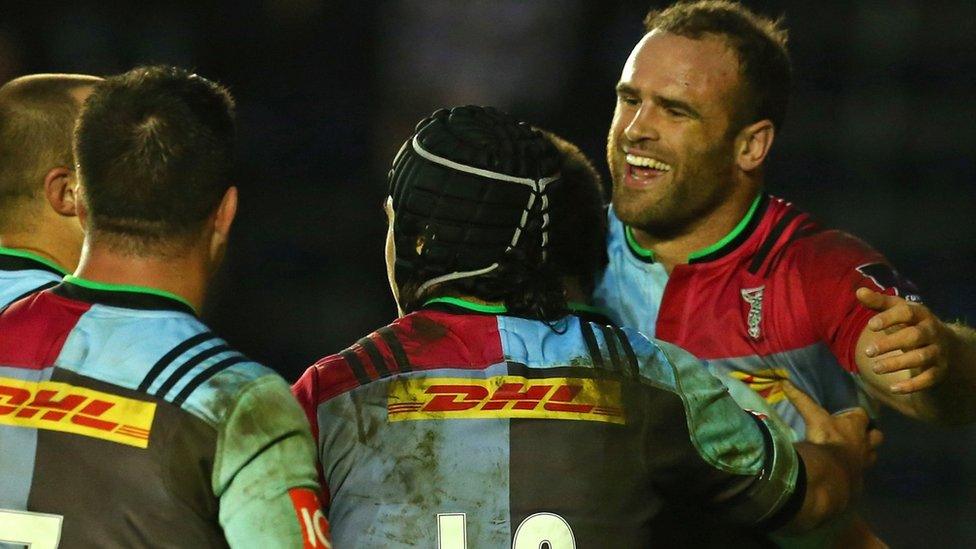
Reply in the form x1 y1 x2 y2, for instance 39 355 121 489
626 154 671 172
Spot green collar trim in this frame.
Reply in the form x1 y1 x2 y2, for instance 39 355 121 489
567 301 609 316
624 193 763 263
687 193 763 261
624 226 655 260
63 275 197 313
423 296 508 314
0 246 69 275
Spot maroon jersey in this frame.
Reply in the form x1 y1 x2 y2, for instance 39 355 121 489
594 194 920 435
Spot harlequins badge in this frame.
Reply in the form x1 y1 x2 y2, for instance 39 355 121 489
741 286 765 340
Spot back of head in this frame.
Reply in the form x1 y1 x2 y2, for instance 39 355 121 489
0 74 100 232
74 65 236 253
388 105 565 318
645 0 791 130
541 131 607 298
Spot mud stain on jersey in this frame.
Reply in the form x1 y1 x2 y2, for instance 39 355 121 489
410 316 448 343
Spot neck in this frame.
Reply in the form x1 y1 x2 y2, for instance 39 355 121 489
74 241 208 312
0 231 78 273
631 180 761 272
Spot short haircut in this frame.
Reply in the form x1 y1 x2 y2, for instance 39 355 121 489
0 74 100 231
542 131 608 295
644 0 791 130
74 65 236 249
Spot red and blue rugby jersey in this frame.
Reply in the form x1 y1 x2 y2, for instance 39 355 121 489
0 247 67 310
0 277 328 549
594 194 920 436
293 298 805 548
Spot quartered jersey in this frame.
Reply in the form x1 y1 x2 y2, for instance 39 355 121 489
293 299 805 548
594 194 920 436
0 277 328 549
0 247 67 310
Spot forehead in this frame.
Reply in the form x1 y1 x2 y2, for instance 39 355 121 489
620 30 741 104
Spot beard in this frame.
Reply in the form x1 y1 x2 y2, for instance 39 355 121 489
608 135 736 241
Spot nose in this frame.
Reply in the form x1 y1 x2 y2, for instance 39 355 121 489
623 105 661 143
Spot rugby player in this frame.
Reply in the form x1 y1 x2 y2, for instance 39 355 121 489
293 105 880 547
595 0 976 435
0 74 101 309
0 66 329 548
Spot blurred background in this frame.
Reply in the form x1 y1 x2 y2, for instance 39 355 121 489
1 0 973 544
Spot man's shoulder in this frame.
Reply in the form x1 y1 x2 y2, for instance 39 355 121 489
752 196 884 276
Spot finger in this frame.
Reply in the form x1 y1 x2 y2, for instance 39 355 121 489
857 287 900 312
865 325 932 357
867 303 918 331
872 344 940 375
781 381 830 423
834 407 870 431
890 366 947 395
868 428 884 450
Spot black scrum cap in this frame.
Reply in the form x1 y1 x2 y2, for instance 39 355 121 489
388 106 561 296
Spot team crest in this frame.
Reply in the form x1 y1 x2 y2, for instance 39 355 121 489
740 286 765 340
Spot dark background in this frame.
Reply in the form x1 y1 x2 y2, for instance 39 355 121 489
2 0 973 544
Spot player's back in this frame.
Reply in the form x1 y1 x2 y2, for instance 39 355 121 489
0 278 323 548
0 248 65 310
294 300 802 548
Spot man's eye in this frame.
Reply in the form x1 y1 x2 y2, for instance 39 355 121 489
665 107 686 117
619 96 639 106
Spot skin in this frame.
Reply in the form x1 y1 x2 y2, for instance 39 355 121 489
609 30 975 425
607 30 773 271
0 82 98 272
74 186 238 312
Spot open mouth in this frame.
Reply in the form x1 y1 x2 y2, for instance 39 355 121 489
624 153 672 187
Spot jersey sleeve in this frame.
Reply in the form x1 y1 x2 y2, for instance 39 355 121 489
213 374 331 548
794 230 921 373
640 338 804 527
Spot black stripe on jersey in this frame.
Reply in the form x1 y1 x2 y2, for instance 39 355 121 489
340 349 371 386
359 336 391 377
171 355 250 407
579 322 605 369
747 209 802 275
0 281 57 314
138 332 218 392
759 224 823 278
690 193 770 264
609 325 640 378
153 344 232 399
377 327 412 373
597 324 622 373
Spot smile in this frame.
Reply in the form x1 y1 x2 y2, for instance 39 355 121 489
625 153 672 172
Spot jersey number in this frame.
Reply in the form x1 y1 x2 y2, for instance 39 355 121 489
437 512 576 548
0 509 63 548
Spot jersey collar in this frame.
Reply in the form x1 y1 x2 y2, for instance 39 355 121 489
53 275 197 316
422 296 507 315
0 246 69 276
624 193 769 265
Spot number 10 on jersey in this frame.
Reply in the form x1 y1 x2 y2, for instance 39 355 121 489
437 512 576 548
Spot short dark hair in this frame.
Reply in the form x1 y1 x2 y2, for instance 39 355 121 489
542 131 607 296
74 65 235 248
0 74 100 230
644 0 791 130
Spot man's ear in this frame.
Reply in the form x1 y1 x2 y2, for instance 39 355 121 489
213 186 238 242
735 119 775 172
44 167 79 217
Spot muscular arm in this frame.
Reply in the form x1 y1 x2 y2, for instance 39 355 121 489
854 290 976 425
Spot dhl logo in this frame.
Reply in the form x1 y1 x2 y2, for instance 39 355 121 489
728 368 790 404
387 376 624 424
0 376 156 448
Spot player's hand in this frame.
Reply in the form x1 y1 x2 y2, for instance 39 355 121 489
857 287 953 394
783 381 883 481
